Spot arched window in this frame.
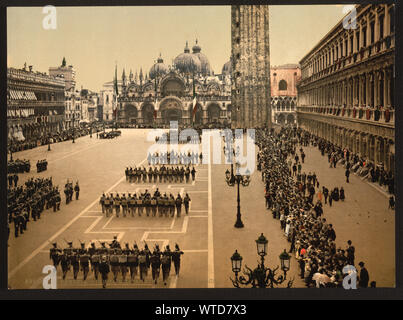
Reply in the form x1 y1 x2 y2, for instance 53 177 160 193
279 80 287 91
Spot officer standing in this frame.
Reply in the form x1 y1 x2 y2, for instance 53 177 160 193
172 244 184 277
100 193 106 214
175 194 183 218
74 181 80 200
183 193 191 215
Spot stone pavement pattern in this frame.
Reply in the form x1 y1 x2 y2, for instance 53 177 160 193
7 129 395 289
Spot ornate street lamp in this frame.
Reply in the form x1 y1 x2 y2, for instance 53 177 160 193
230 234 294 288
279 249 291 279
225 163 251 228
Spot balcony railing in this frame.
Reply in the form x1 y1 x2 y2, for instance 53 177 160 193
299 33 395 86
297 105 394 125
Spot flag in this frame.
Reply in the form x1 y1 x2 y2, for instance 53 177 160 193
192 72 197 123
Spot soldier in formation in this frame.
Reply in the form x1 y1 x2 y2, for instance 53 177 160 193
36 159 48 173
7 159 30 174
49 240 184 287
7 177 61 238
125 165 197 184
100 190 190 219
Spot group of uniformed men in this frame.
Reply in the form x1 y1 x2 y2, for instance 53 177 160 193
49 237 184 288
7 177 61 239
64 181 80 204
36 159 48 173
7 159 30 173
125 165 196 184
147 151 203 166
99 189 191 218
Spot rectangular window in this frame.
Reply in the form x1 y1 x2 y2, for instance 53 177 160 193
370 21 375 43
363 27 367 47
350 37 353 54
356 31 360 50
379 15 384 39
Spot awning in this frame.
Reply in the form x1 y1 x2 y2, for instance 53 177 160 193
9 90 37 101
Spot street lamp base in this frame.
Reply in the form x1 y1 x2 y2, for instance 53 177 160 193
234 218 244 228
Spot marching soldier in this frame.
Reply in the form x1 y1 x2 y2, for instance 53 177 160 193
191 167 196 181
49 242 62 268
151 196 158 217
78 242 90 280
89 243 100 280
70 246 80 280
104 195 112 217
128 243 140 282
169 194 175 217
110 235 121 249
175 194 183 218
183 193 191 215
114 193 121 217
161 247 172 286
145 196 151 217
137 195 143 217
119 247 128 282
99 256 110 289
172 244 184 276
150 246 161 284
185 166 190 183
138 249 147 282
129 193 136 217
110 249 120 282
60 249 71 280
121 194 128 217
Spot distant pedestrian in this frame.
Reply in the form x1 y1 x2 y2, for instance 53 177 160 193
389 196 395 210
358 262 369 288
74 182 80 200
345 169 350 183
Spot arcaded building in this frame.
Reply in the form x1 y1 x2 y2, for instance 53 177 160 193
117 41 231 126
297 4 395 172
231 5 271 128
271 64 301 125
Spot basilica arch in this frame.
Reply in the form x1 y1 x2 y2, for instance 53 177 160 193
159 96 183 125
207 103 221 123
125 104 138 124
142 103 155 125
160 74 186 98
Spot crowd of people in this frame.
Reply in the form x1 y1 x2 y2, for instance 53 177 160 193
7 126 99 154
49 238 184 288
125 165 196 184
7 159 30 173
7 177 62 239
257 127 372 288
99 190 191 218
36 159 48 173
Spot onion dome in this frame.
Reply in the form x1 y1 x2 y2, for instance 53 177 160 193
192 39 211 76
174 41 201 74
222 58 232 76
149 54 169 80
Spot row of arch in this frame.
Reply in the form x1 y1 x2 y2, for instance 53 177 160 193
121 99 231 125
299 118 395 172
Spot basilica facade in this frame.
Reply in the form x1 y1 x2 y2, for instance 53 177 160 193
117 41 231 127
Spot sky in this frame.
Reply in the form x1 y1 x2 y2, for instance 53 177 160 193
7 5 347 91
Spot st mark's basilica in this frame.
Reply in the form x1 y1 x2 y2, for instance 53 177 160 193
116 41 232 127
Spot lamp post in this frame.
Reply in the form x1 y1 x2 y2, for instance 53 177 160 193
230 233 293 288
72 114 75 143
225 163 251 228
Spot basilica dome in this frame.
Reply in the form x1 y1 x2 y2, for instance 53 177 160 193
174 42 201 75
149 55 169 80
192 40 212 76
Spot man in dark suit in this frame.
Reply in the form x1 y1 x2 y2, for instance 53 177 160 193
358 262 369 288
